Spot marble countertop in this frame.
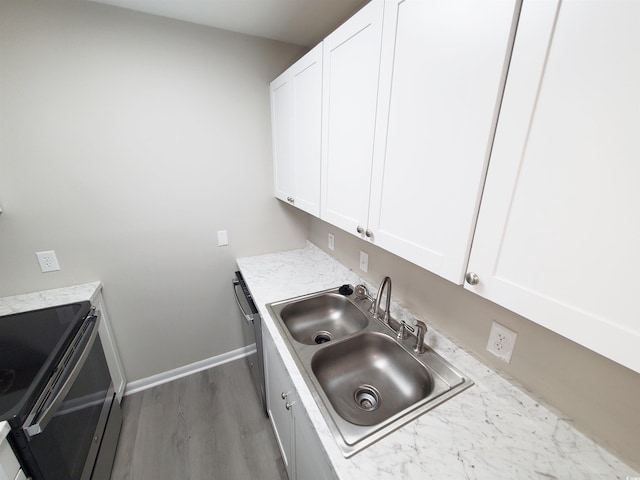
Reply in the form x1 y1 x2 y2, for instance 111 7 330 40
0 282 102 317
237 243 637 480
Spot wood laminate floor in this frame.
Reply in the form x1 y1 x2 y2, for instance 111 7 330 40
110 358 287 480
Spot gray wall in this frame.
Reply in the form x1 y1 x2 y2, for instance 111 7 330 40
0 0 309 381
309 218 640 470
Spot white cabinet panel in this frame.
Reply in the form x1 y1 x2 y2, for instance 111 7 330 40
320 1 384 235
271 45 322 216
0 433 19 480
295 406 335 480
263 325 336 480
271 72 296 205
292 45 322 216
465 0 640 373
368 0 519 284
264 327 295 475
93 291 126 402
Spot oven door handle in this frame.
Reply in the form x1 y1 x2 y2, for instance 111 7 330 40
23 312 101 438
233 279 255 323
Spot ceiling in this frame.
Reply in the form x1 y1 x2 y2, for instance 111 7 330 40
88 0 369 47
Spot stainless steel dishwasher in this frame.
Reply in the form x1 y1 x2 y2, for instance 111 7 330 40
233 271 266 414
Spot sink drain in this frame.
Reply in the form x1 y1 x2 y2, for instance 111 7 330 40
312 331 333 344
354 385 381 411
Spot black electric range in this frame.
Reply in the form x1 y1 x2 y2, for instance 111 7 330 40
0 302 90 424
0 302 122 480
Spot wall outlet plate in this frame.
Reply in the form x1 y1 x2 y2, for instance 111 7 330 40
487 321 517 363
359 251 368 273
328 232 335 251
35 250 60 273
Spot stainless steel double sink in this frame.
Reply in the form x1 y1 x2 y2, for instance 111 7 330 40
267 285 473 457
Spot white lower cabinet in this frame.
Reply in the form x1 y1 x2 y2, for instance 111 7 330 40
263 326 336 480
0 445 17 480
0 424 20 480
93 290 127 401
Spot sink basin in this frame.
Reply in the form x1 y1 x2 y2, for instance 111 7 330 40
311 332 433 426
267 285 473 457
275 293 368 345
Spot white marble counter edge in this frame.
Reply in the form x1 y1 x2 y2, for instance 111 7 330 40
0 282 103 317
237 242 636 480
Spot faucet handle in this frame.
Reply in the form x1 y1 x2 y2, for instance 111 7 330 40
396 321 409 340
412 319 428 354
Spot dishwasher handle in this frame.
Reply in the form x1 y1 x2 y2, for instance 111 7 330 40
233 279 256 323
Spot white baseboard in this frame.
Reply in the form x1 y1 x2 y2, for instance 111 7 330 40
124 344 257 396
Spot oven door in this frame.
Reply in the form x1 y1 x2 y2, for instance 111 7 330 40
17 312 116 480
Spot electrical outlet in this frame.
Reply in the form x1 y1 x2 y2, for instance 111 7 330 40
487 321 517 363
35 250 60 273
359 251 368 273
328 232 335 251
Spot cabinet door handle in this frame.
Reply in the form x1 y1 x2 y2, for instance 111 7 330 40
281 392 289 400
365 229 373 238
356 225 364 234
285 401 295 410
465 272 480 285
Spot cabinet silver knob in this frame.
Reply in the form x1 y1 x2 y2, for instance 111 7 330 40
465 272 479 285
285 401 295 410
356 225 364 234
365 229 373 238
281 392 288 400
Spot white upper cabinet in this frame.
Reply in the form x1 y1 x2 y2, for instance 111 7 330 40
271 44 322 216
320 1 384 234
271 72 295 204
465 0 640 373
367 0 519 284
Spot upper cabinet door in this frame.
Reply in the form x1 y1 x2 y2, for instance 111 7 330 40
367 0 520 284
465 0 640 373
271 45 322 216
292 45 322 217
271 71 296 204
320 1 384 236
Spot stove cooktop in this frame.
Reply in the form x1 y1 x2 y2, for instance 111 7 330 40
0 302 90 423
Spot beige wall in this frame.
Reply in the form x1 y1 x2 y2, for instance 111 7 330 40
0 0 309 381
309 217 640 470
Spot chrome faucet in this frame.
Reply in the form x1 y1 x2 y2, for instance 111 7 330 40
373 276 392 324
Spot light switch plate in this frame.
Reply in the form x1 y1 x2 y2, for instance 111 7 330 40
217 230 229 246
328 233 335 251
